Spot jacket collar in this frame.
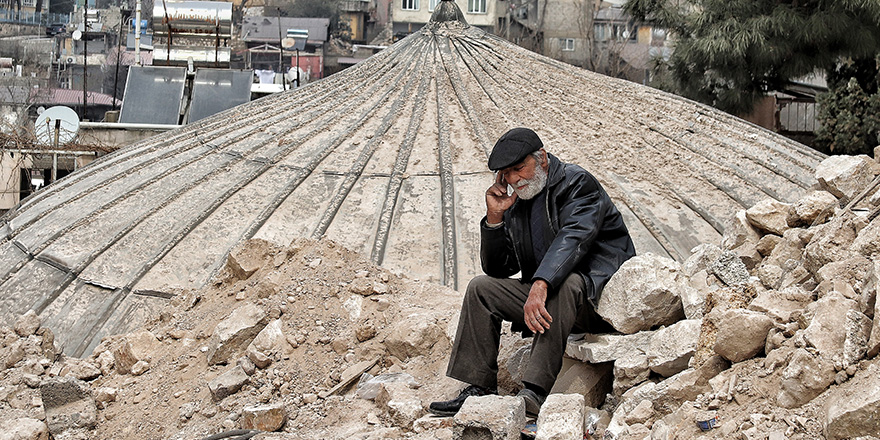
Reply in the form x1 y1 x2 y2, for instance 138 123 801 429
545 153 565 188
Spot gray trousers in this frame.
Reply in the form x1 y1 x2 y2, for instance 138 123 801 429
446 273 596 392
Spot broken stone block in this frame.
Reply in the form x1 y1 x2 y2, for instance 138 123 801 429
597 253 686 334
804 212 859 274
376 381 424 428
734 243 764 271
92 387 117 405
208 365 249 401
224 239 275 281
504 345 531 387
648 319 701 376
823 361 880 440
356 373 418 400
549 360 612 408
385 312 447 360
746 199 792 235
815 154 878 201
816 256 874 301
454 395 525 440
613 354 650 394
14 310 41 337
248 319 292 358
747 287 810 323
721 210 762 250
60 358 101 381
535 394 584 440
40 377 97 436
413 414 455 433
803 291 857 357
682 244 723 277
565 332 654 364
130 360 149 376
708 250 750 286
869 272 880 358
777 348 835 408
111 330 161 375
788 190 838 227
681 272 708 319
3 417 49 440
713 309 773 363
755 234 782 257
246 349 271 369
852 214 880 258
207 303 269 365
842 309 871 367
624 399 654 426
241 403 287 432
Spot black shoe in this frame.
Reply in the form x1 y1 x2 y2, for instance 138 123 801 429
428 385 496 416
517 388 546 418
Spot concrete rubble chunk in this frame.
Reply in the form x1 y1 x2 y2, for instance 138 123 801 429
241 403 287 432
804 212 859 274
788 190 838 227
815 256 874 301
385 312 447 361
869 266 880 357
745 199 792 235
777 348 835 408
755 234 782 257
535 394 585 440
60 358 101 381
40 376 97 436
682 244 722 277
565 332 654 364
713 309 773 363
248 319 292 357
414 414 455 433
815 154 878 201
747 288 811 323
842 309 871 367
356 372 419 401
680 272 707 320
624 399 654 425
721 210 762 250
112 330 161 375
823 362 880 440
597 253 686 334
613 354 650 394
207 303 269 365
648 319 701 376
708 250 751 286
851 214 880 258
549 359 612 409
14 310 41 337
224 239 275 281
376 381 424 428
453 395 525 440
803 291 857 357
208 365 249 401
2 417 49 440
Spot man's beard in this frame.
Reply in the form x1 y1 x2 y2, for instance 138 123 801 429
513 163 548 200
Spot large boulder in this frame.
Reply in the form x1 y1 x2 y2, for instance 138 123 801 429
241 403 287 432
376 382 424 428
597 253 686 334
804 212 860 275
787 190 838 227
842 309 872 367
815 154 879 201
851 214 880 258
713 309 773 363
777 348 835 408
1 418 49 440
206 303 269 365
745 199 792 235
803 292 857 357
549 360 612 409
647 319 701 377
823 361 880 440
721 210 762 250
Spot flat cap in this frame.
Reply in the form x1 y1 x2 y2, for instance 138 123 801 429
488 127 544 171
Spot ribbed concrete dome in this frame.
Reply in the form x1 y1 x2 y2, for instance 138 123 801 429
0 0 823 356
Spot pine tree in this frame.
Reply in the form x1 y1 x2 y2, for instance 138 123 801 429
625 0 880 117
814 57 880 155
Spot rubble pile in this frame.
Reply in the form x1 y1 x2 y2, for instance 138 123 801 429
1 152 879 440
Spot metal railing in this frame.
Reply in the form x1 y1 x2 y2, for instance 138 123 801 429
338 0 371 13
0 8 70 26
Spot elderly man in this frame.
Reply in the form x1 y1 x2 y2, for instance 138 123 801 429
429 127 635 417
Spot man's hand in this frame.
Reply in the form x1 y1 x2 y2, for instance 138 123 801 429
524 280 552 334
486 172 517 224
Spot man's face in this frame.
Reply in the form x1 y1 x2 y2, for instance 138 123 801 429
499 152 548 200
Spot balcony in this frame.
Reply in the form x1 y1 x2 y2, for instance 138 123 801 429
339 0 371 13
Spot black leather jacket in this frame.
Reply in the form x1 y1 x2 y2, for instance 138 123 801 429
480 153 635 306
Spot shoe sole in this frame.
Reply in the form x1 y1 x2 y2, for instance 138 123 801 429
520 394 542 418
427 407 458 417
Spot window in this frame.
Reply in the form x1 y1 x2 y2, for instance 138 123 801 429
402 0 419 11
468 0 486 13
428 0 440 11
561 38 575 51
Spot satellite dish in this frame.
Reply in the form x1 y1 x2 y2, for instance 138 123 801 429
34 106 80 147
281 37 296 49
72 29 82 40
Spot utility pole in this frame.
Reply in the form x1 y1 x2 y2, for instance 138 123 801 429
276 8 287 90
82 0 88 121
135 0 141 65
113 9 127 111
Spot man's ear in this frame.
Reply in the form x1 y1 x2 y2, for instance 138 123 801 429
540 149 549 170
